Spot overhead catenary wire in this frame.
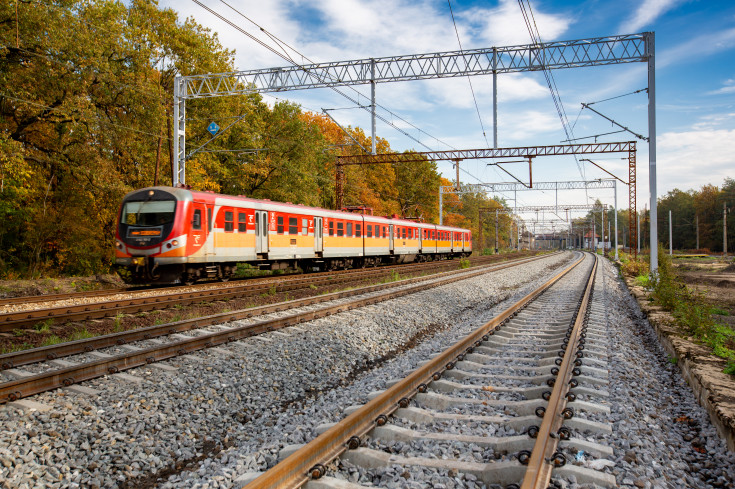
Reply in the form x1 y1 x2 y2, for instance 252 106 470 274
517 0 589 209
214 0 461 154
193 0 500 194
207 0 526 204
447 0 491 148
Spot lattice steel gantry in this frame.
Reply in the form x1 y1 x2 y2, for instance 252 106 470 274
173 31 656 269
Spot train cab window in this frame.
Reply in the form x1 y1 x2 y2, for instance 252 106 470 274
356 224 361 238
288 217 298 235
277 216 284 234
193 210 202 230
367 225 372 238
302 218 308 235
337 222 344 237
224 211 234 232
346 222 353 237
207 208 212 232
238 213 247 232
329 221 334 236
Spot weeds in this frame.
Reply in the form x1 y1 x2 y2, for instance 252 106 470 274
33 319 54 333
68 328 94 341
0 342 34 354
647 245 735 375
459 258 470 269
41 335 63 347
711 307 730 316
113 313 125 332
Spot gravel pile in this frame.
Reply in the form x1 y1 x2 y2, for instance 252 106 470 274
0 254 571 489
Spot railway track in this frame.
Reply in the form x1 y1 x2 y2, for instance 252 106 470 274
0 254 535 332
240 252 615 489
0 253 550 404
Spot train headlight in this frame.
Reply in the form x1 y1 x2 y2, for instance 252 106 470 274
116 242 123 249
172 240 179 246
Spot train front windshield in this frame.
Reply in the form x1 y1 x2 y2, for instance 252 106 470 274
121 200 176 226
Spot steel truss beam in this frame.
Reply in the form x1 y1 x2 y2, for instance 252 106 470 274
178 34 646 96
440 179 615 194
337 142 635 166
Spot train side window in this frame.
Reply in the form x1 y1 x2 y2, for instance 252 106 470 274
346 222 353 237
193 210 202 230
277 216 284 234
289 217 298 235
224 211 234 232
367 225 372 238
337 222 344 237
207 208 212 232
356 224 361 238
302 218 308 235
329 221 334 236
383 226 387 238
403 228 407 239
238 213 247 232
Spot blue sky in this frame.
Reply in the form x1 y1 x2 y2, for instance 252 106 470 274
163 0 735 225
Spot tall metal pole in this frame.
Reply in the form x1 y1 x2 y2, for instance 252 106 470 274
493 47 498 149
669 210 673 255
637 210 641 254
696 214 699 250
614 180 619 260
439 186 443 225
725 203 728 257
370 58 376 155
173 76 186 186
495 209 499 253
455 160 460 191
601 206 606 254
647 31 658 271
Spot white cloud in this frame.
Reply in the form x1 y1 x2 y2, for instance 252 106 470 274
658 128 735 191
708 79 735 95
619 0 682 33
461 0 571 46
659 27 735 68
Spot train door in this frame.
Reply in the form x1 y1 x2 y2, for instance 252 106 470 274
389 224 394 252
418 227 423 252
314 217 323 253
255 210 269 254
191 201 207 250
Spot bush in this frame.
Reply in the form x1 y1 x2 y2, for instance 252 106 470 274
648 245 735 374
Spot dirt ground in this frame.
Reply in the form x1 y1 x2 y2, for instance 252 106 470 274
0 274 125 299
673 256 735 329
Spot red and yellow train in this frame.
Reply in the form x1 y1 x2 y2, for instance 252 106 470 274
115 187 472 284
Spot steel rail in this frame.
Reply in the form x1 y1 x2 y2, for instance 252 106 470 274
520 254 598 489
1 255 488 308
0 255 512 331
240 253 586 489
0 254 554 403
0 255 547 371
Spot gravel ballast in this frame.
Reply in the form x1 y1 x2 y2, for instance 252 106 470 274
1 252 734 489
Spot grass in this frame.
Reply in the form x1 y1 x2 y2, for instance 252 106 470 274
647 245 735 375
711 307 730 316
33 319 54 333
113 313 125 332
0 342 34 354
459 258 470 269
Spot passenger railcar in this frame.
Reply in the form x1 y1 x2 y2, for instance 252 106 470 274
115 187 472 284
